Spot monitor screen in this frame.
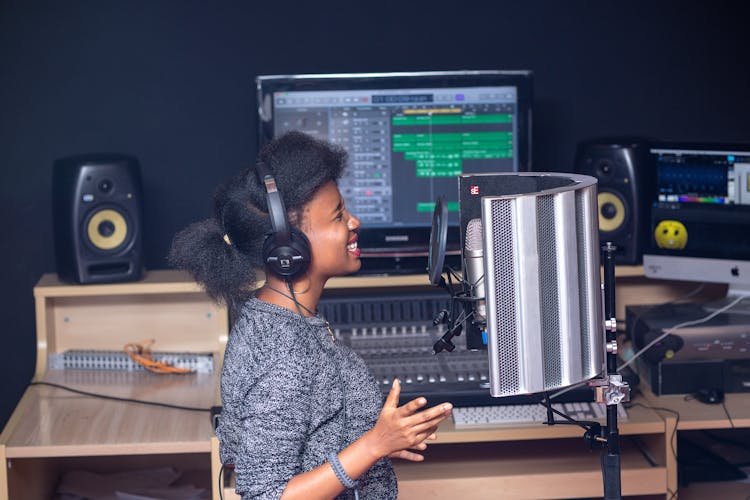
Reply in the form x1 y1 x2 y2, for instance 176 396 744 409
643 143 750 300
256 71 533 273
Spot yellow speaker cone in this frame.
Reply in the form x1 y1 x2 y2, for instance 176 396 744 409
87 209 128 250
597 192 626 232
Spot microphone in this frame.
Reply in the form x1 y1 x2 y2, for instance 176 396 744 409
464 218 486 324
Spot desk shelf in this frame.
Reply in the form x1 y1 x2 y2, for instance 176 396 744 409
218 405 671 500
395 438 666 499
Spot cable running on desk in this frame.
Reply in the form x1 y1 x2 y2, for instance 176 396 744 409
29 381 211 412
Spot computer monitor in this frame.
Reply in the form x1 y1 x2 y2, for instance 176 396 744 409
643 143 750 308
256 70 533 273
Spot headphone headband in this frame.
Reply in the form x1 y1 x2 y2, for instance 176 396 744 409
256 163 291 245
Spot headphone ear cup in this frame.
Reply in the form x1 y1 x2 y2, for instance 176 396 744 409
262 226 311 278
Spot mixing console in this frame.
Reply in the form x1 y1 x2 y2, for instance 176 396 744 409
318 293 624 407
319 291 594 407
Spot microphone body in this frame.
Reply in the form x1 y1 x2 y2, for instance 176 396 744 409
464 218 486 324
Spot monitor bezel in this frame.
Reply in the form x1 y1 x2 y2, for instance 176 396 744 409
255 70 534 270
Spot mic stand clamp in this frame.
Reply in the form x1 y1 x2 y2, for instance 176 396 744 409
432 315 462 354
590 374 631 407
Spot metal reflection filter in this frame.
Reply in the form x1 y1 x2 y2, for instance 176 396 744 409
480 173 603 397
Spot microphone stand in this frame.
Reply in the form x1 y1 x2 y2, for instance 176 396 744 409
591 242 630 500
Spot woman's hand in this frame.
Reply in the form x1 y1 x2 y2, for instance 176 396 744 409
387 432 438 462
365 379 452 460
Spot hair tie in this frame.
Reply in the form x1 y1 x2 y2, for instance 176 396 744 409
223 234 232 246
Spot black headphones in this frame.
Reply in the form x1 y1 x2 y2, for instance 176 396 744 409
256 163 311 279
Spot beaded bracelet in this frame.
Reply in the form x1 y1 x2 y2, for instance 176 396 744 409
328 452 359 489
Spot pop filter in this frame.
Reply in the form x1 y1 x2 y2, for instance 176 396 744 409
476 172 604 398
428 196 448 285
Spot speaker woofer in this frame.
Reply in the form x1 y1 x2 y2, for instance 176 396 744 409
85 208 130 251
597 191 627 233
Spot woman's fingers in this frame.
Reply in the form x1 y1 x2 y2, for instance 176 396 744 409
389 449 425 462
404 402 452 427
383 378 401 409
398 396 428 416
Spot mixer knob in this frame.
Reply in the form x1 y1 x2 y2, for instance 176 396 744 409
439 375 447 383
416 374 425 383
480 373 488 381
400 326 407 334
351 328 358 337
410 325 417 334
428 376 436 383
468 374 476 381
457 374 465 382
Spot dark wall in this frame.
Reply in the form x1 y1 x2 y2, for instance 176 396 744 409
2 1 749 427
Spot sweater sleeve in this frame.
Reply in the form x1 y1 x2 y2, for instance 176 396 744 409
228 354 314 500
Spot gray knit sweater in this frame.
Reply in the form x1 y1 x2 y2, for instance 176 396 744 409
217 298 397 499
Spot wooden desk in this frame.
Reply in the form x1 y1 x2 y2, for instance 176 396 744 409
1 268 730 499
640 386 750 431
0 271 227 500
638 386 750 498
217 399 672 499
394 401 671 499
1 370 217 498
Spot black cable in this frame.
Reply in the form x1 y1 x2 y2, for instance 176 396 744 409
625 401 680 464
720 399 736 429
29 381 211 412
218 463 225 500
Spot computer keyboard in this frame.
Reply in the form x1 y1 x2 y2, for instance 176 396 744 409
452 402 629 427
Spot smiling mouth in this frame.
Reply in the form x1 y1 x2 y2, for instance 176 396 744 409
347 241 358 252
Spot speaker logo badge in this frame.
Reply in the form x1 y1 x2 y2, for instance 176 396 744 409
654 220 688 250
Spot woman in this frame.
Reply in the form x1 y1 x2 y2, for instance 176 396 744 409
169 131 452 499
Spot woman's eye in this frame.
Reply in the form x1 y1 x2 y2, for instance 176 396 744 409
335 212 344 221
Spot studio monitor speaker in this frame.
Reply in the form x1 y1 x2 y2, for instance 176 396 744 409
53 154 144 284
574 138 654 265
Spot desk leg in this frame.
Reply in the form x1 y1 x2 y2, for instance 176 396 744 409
0 446 7 500
665 416 678 499
211 436 221 500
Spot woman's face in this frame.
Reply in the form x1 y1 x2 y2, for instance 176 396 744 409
301 181 361 279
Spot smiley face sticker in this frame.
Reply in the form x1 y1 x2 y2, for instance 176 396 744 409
654 220 688 250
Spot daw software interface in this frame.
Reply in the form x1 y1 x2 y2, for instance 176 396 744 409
270 86 521 229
